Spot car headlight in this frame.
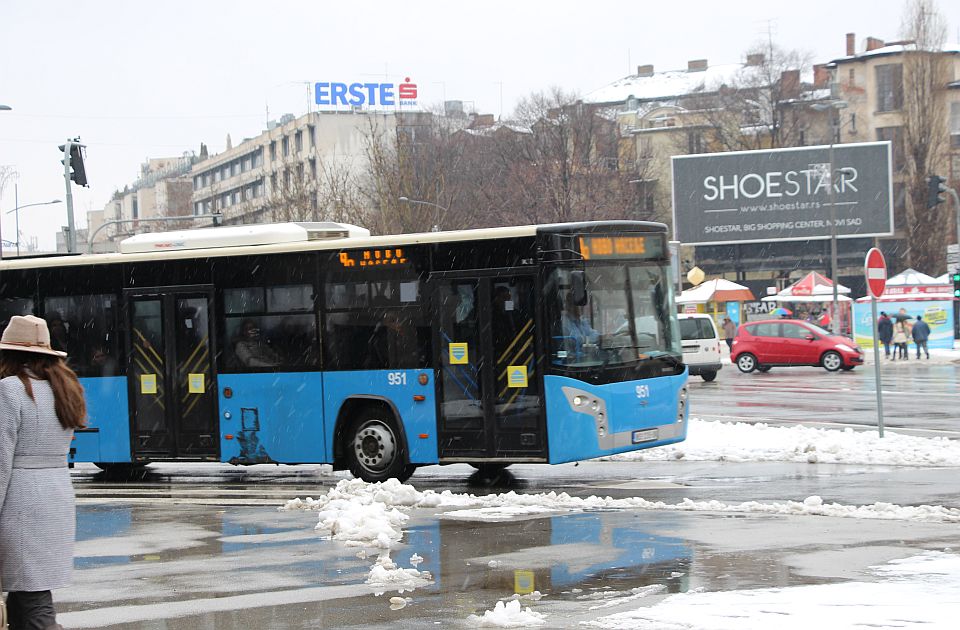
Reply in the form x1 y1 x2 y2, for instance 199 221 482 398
836 343 854 353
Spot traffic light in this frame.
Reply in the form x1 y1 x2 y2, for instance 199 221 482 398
59 139 88 187
927 175 946 209
953 272 960 299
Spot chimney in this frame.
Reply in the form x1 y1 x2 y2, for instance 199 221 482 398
687 59 708 72
746 53 765 67
637 64 654 77
780 70 801 100
846 32 856 56
813 64 831 88
866 37 885 51
468 113 495 129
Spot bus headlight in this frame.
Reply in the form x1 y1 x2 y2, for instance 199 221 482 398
573 395 584 407
677 385 688 422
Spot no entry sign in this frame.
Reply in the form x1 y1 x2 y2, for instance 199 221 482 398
865 248 887 299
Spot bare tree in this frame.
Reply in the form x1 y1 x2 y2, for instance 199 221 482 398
681 44 812 152
899 0 951 272
356 91 648 233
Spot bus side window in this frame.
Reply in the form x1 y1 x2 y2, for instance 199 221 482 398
222 285 318 372
323 277 430 371
44 295 118 377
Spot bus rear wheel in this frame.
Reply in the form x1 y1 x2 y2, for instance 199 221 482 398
346 410 413 483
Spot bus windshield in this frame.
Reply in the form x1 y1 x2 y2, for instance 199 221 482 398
548 264 681 370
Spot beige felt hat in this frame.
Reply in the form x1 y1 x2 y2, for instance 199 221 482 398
0 315 68 357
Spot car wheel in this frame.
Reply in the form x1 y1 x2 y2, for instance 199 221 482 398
736 353 757 373
821 350 843 372
346 409 411 482
700 371 717 382
757 365 772 373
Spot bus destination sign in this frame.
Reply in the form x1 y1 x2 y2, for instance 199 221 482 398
338 248 408 268
578 235 663 260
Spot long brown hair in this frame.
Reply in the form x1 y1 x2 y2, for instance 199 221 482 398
0 350 87 429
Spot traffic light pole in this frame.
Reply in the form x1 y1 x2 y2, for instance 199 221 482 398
61 141 76 253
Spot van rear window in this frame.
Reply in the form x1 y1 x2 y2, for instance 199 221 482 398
680 318 716 340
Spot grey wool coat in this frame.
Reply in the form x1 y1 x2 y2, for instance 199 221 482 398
0 375 76 592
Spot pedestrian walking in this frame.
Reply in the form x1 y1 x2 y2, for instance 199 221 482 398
911 314 931 359
721 317 736 353
877 311 893 358
891 317 910 360
0 315 86 630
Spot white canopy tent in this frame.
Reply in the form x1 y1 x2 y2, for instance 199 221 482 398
676 279 755 304
886 268 939 286
761 271 851 303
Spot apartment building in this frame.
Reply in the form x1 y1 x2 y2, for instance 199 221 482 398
86 156 195 251
584 33 960 293
190 111 407 225
828 33 960 266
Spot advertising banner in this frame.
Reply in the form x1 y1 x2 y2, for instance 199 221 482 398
672 142 893 245
852 300 955 350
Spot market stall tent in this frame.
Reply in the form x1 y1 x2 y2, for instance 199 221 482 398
852 268 956 349
760 271 851 303
676 279 754 328
676 279 755 304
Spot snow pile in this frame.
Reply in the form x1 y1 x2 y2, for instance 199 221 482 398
282 477 466 513
365 550 432 591
585 551 960 629
282 479 438 595
316 500 408 548
606 418 960 467
466 599 546 627
284 478 960 528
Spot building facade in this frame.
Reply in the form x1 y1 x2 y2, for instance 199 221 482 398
190 111 406 225
585 33 960 296
86 155 196 251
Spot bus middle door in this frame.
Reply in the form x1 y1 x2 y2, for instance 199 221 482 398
432 274 546 463
127 288 219 461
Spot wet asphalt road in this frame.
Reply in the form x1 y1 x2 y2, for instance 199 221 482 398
54 362 960 629
686 356 960 436
58 456 960 629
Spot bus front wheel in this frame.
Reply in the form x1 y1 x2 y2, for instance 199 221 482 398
346 411 413 483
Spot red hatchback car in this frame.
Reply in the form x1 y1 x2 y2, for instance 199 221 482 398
731 319 864 373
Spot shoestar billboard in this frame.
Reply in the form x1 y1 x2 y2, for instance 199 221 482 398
671 142 893 245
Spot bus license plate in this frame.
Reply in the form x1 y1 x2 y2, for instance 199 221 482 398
631 429 659 444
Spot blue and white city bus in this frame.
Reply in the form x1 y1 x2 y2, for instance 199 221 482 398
0 220 688 481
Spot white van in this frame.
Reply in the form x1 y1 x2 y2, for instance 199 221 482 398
678 314 723 381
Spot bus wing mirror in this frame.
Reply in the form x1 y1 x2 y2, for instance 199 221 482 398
571 271 587 306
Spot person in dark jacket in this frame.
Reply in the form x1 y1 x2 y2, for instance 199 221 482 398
911 314 931 359
0 315 87 630
877 312 893 358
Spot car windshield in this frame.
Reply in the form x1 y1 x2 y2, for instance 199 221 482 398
547 264 681 369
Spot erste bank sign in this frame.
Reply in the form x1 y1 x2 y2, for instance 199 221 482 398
315 77 418 108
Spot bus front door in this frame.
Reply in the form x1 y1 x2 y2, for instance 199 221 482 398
127 289 218 460
433 275 546 462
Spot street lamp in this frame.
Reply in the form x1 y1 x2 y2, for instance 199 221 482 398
398 196 450 232
812 99 849 334
1 183 62 257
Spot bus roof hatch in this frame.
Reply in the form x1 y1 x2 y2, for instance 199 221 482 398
119 222 370 254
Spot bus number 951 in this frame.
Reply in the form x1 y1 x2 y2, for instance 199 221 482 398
387 372 407 386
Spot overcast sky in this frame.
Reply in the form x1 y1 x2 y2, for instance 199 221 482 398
2 0 958 250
